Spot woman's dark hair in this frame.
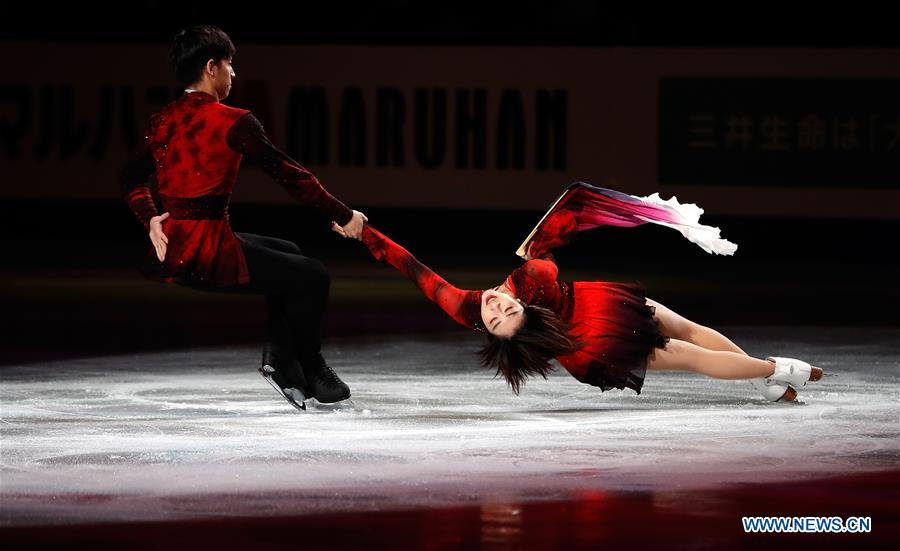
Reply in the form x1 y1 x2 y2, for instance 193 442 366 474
479 304 582 395
169 25 236 87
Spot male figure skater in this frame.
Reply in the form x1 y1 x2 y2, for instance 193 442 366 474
120 25 366 410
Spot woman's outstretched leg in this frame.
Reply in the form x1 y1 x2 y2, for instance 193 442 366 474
638 299 825 403
646 298 745 355
645 338 774 380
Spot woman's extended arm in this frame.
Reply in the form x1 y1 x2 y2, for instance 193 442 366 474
361 225 482 329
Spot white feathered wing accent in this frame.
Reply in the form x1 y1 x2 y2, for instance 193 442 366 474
636 192 738 256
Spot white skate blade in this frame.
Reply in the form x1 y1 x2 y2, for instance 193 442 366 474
259 365 307 412
282 387 309 412
304 398 356 412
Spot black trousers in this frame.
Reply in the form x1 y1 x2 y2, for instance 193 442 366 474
183 232 331 362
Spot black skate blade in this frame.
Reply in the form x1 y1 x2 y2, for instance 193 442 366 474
258 366 307 412
304 398 355 412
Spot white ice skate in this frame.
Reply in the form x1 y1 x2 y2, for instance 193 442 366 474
765 356 823 388
749 377 797 402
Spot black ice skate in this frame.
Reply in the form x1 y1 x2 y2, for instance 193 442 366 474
301 353 353 410
259 343 310 412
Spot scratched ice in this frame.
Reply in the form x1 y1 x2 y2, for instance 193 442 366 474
1 327 898 524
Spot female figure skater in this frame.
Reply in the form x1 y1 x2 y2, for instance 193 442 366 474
340 182 822 402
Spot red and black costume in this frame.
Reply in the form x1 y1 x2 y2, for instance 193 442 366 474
121 90 351 286
360 182 736 393
361 225 669 394
121 90 353 365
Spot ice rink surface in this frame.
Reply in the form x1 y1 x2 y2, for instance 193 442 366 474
2 327 898 525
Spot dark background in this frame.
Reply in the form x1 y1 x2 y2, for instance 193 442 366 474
2 3 897 364
3 2 899 47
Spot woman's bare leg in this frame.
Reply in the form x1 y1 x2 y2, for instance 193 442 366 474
646 338 776 380
646 298 746 355
644 299 800 400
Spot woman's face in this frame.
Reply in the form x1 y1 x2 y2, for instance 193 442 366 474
481 289 525 338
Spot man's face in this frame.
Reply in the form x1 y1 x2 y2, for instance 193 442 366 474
214 57 235 99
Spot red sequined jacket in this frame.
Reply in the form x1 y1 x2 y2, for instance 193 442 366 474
120 91 352 286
